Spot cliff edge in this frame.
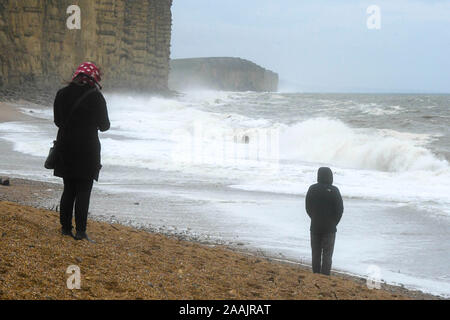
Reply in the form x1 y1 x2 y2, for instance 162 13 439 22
169 57 279 92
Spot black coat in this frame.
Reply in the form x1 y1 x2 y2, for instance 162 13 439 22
53 83 110 181
305 167 344 234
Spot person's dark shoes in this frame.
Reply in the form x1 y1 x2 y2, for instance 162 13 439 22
74 231 87 240
61 228 74 237
74 231 95 243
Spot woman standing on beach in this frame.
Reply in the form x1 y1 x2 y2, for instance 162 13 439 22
53 62 110 241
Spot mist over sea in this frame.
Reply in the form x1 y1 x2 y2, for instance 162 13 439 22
1 91 449 296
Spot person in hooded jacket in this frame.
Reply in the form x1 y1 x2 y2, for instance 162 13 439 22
305 167 343 275
53 62 110 241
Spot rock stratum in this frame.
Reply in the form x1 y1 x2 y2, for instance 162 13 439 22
0 0 172 94
169 57 279 92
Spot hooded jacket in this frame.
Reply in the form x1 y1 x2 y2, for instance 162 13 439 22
305 167 344 234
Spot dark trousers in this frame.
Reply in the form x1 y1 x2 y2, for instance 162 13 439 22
311 232 336 275
60 178 94 233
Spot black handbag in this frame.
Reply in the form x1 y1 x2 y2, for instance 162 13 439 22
44 88 98 170
44 140 59 169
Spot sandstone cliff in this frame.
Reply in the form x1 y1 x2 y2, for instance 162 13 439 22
0 0 172 94
169 57 279 92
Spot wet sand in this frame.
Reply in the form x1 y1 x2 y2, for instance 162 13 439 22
0 102 33 122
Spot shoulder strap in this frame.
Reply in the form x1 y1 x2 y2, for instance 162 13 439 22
63 88 98 128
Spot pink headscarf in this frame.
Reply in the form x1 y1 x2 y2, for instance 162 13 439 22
72 62 102 89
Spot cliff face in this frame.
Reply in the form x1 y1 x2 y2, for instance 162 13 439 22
169 57 279 92
0 0 172 93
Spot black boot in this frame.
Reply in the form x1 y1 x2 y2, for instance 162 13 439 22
74 231 87 240
61 228 74 237
74 231 95 243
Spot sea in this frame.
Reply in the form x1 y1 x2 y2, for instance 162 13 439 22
0 91 449 297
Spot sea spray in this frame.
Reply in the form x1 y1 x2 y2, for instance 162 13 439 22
0 92 449 215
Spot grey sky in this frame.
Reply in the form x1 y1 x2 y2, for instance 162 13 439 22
170 0 450 93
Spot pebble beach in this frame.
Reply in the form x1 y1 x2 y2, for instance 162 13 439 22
0 178 440 300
